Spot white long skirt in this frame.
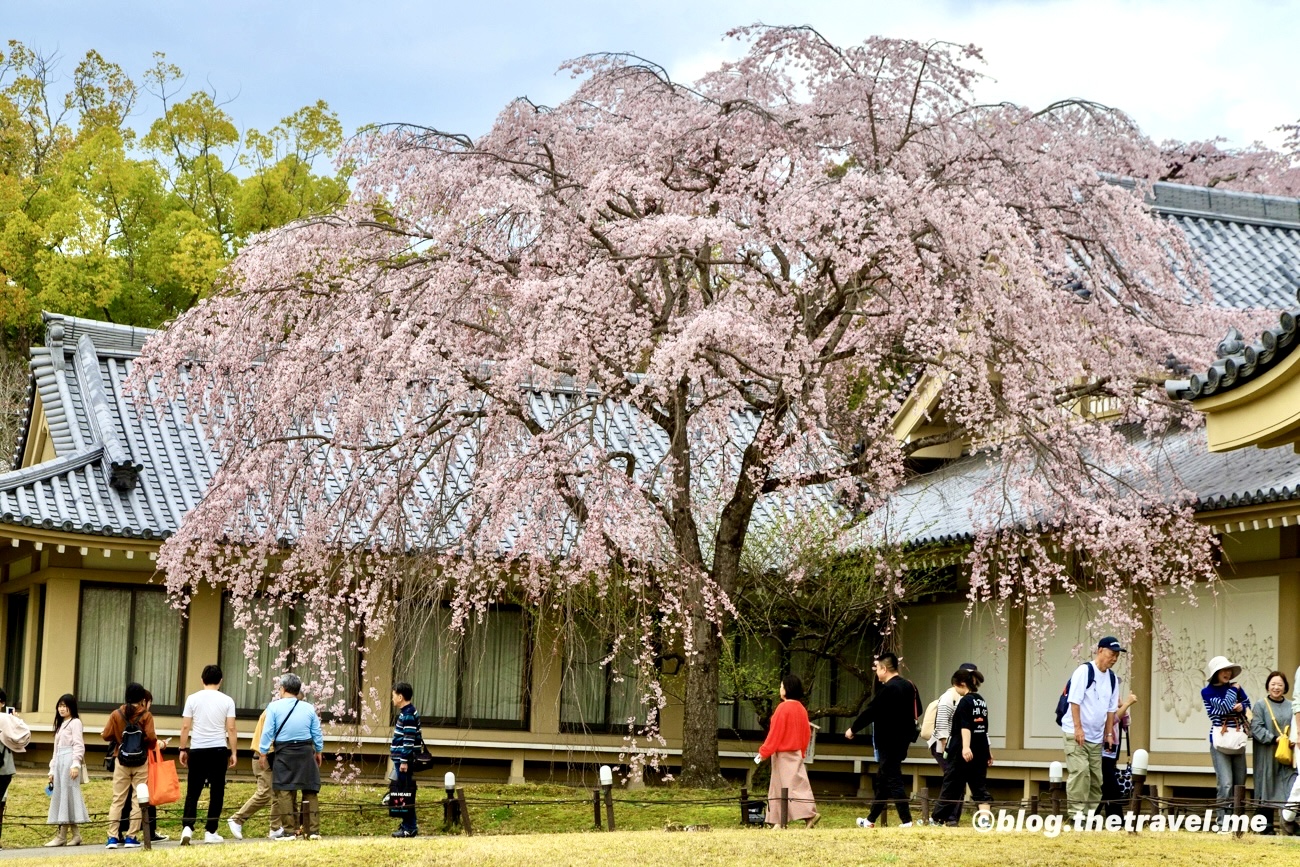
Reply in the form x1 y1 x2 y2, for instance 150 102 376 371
47 746 90 825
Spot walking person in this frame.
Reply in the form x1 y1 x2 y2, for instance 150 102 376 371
1061 637 1123 818
846 652 922 828
927 663 979 825
259 673 324 840
1202 655 1251 832
1100 691 1138 818
929 669 992 826
178 664 238 845
390 681 423 837
755 674 820 829
101 682 157 849
44 694 89 847
227 678 288 840
1249 670 1294 834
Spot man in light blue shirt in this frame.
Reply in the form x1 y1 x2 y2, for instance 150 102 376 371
257 674 324 839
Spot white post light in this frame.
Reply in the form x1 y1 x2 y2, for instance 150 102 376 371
1049 761 1064 784
599 765 613 787
1131 749 1149 776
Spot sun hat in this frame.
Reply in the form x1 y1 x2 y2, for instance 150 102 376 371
1205 655 1242 683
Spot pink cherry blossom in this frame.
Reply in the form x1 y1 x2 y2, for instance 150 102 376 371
132 26 1241 784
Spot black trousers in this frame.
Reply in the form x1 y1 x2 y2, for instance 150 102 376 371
1100 755 1124 818
867 745 912 824
932 754 990 825
183 747 231 833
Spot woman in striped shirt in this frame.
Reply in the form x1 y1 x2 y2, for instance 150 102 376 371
1201 655 1251 831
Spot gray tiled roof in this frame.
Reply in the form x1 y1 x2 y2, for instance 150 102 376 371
0 315 218 539
0 313 833 544
873 425 1300 547
6 180 1300 542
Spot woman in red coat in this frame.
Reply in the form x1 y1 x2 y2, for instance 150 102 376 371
755 674 820 828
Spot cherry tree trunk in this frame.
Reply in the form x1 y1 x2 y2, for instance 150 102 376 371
679 603 724 787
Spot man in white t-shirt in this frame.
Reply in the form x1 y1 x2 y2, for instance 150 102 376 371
178 664 238 845
1061 637 1123 817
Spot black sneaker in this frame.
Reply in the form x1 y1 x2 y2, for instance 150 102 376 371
390 828 418 838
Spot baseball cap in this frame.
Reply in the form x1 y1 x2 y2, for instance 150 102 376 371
959 662 979 671
1098 636 1127 653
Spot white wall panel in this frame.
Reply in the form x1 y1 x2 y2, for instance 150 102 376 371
1022 593 1135 750
1151 576 1279 754
900 602 1008 747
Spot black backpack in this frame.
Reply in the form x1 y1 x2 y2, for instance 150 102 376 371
1053 663 1116 726
117 710 147 767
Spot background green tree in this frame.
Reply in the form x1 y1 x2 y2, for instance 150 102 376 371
0 40 350 469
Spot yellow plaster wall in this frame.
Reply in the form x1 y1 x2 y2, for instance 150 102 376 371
39 576 80 712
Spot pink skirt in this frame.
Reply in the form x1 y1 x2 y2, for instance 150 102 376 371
766 750 817 824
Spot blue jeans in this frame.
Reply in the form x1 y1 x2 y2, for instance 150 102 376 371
393 763 417 832
1209 744 1246 825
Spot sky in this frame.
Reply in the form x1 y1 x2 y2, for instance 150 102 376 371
4 0 1297 151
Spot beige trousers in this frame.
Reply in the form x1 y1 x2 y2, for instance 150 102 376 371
231 757 286 829
105 762 149 840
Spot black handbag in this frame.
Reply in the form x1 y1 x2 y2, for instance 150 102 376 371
387 776 416 817
1115 727 1135 799
410 735 435 774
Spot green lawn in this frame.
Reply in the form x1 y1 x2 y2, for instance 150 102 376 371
2 774 1298 865
3 828 1298 866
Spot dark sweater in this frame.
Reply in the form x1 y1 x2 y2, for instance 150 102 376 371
849 676 918 749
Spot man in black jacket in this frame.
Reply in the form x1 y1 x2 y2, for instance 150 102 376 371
845 653 920 827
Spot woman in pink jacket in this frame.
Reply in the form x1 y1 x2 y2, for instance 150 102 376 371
755 674 820 828
46 693 90 846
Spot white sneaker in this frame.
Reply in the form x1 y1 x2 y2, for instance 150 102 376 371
307 834 321 840
227 818 243 840
856 817 875 828
179 827 193 846
899 821 914 827
268 827 285 839
204 831 224 844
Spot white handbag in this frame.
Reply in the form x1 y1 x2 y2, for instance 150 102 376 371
1214 719 1249 755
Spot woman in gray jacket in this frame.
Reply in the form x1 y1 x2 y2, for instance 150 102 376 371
1250 670 1296 835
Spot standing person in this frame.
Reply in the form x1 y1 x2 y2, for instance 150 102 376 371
930 669 992 826
846 652 921 828
228 678 288 840
259 673 324 841
101 682 157 849
1061 637 1123 818
1101 692 1138 818
927 662 979 825
45 694 89 847
1202 655 1251 832
0 688 15 807
178 664 238 845
390 681 423 838
117 690 168 843
1249 670 1294 835
755 674 820 829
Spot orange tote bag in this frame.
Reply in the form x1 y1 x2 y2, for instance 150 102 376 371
146 744 181 805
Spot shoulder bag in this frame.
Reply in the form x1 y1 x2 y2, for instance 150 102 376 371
1215 716 1249 755
1266 700 1293 765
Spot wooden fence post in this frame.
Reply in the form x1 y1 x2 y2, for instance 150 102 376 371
456 787 473 837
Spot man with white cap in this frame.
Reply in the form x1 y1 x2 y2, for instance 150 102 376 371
1061 637 1124 817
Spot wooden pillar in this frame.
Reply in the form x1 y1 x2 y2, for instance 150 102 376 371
1278 528 1300 672
1129 587 1154 754
1005 607 1027 751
